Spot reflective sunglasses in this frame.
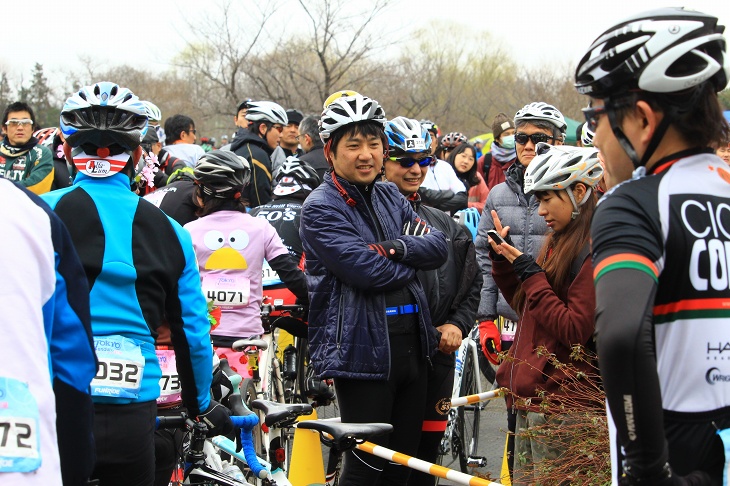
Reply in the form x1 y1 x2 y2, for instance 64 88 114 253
514 132 555 145
389 156 434 168
270 124 284 133
5 118 33 127
582 104 607 131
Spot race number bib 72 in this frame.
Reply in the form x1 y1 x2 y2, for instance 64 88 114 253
0 377 41 472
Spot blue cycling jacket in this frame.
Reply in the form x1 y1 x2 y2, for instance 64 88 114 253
42 173 212 414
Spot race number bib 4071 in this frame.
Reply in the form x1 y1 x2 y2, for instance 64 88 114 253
91 336 145 399
0 377 41 472
202 275 250 308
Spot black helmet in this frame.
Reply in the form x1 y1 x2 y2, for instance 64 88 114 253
273 157 320 198
575 7 729 99
194 150 251 198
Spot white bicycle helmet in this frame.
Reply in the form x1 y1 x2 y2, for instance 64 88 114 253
385 116 431 155
580 122 595 147
441 132 468 148
245 101 288 125
514 102 567 133
319 93 386 142
575 7 729 98
141 100 162 123
524 143 603 218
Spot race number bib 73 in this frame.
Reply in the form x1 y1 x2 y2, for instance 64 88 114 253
91 336 145 399
156 349 182 405
0 377 41 472
202 275 250 308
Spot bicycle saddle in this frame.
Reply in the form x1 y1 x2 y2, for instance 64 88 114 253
296 421 393 451
251 399 313 427
232 338 269 352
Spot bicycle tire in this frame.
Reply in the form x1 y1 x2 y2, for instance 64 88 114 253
457 348 481 473
295 336 309 403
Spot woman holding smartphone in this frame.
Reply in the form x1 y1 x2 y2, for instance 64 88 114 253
487 144 603 485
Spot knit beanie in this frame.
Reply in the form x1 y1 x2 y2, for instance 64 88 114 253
492 113 515 141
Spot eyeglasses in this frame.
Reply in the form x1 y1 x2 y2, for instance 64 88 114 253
389 156 433 168
5 118 33 127
270 124 284 133
514 132 555 145
187 129 197 135
582 104 607 131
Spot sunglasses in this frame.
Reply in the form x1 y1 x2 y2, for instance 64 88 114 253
582 104 607 131
270 124 284 133
5 118 33 127
389 156 433 168
514 132 555 145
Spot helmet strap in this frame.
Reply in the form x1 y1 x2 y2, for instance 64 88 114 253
566 188 581 220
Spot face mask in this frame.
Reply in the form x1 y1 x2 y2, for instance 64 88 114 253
500 135 516 149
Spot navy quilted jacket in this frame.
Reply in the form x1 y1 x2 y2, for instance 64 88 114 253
300 172 448 380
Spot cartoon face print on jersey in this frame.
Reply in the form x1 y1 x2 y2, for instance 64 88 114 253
203 229 250 270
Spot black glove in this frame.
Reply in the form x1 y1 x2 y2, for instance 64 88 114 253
368 240 405 260
197 399 233 437
620 463 712 486
512 253 544 282
403 218 430 236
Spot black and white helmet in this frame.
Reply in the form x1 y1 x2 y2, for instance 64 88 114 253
580 122 595 147
319 93 386 142
245 101 288 125
575 7 729 98
514 102 567 133
273 156 321 197
194 150 251 198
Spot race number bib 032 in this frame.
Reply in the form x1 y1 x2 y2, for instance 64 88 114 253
156 349 182 405
500 318 517 341
0 377 41 472
202 275 250 308
261 260 282 287
91 336 145 399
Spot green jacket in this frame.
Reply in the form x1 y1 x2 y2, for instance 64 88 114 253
0 144 54 194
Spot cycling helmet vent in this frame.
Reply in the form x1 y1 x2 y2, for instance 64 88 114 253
575 8 729 97
441 132 468 148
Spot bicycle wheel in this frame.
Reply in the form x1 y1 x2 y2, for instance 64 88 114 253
457 348 482 473
435 412 460 485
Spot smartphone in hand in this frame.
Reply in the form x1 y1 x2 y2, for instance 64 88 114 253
487 229 506 246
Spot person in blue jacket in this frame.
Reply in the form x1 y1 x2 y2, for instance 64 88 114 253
300 93 448 485
42 82 232 486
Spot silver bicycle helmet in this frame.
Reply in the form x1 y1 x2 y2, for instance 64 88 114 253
319 93 386 142
514 102 567 133
441 132 468 148
524 143 603 218
245 101 288 125
194 150 251 198
141 100 162 123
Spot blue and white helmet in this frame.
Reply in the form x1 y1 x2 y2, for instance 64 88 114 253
60 82 148 178
385 116 432 155
60 81 148 152
141 100 162 123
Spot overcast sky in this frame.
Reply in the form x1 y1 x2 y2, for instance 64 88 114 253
4 0 729 87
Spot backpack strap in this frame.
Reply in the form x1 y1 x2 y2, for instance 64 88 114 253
570 242 591 283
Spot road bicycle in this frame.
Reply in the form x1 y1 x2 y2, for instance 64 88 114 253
437 322 492 480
